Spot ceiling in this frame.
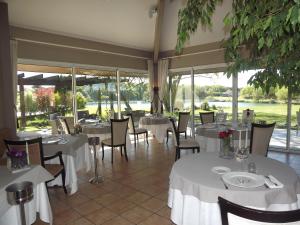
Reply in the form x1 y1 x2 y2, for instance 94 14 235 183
5 0 231 52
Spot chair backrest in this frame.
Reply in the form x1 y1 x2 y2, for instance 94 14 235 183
64 117 74 133
216 112 228 123
200 112 215 124
170 118 179 146
111 118 129 146
4 138 44 166
0 128 14 158
178 112 190 133
124 114 135 133
58 118 71 134
297 112 300 125
218 197 300 225
49 120 59 134
242 109 255 122
250 123 275 156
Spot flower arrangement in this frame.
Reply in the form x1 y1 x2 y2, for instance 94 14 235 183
218 129 233 139
7 149 28 169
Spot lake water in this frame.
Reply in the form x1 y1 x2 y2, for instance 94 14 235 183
86 100 279 110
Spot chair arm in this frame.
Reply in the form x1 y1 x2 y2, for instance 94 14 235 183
44 151 64 165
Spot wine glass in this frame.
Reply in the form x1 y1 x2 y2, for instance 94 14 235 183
235 146 249 171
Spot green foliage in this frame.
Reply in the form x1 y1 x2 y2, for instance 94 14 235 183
76 92 87 109
176 0 222 52
177 0 300 95
24 92 37 113
200 101 210 110
163 75 182 112
275 87 288 101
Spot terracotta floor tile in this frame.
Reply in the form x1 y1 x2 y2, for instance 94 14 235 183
65 193 90 207
126 192 151 204
138 214 174 225
139 198 165 213
156 206 171 219
106 199 136 214
95 193 121 206
73 200 102 215
85 208 117 225
101 216 134 225
54 208 81 225
66 217 94 225
120 207 153 224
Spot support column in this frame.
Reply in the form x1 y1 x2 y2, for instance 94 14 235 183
116 69 121 119
232 74 238 123
72 67 77 123
169 75 172 113
286 87 292 151
191 68 195 138
19 83 26 128
0 2 16 133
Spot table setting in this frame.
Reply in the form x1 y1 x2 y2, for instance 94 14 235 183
16 132 92 195
168 144 300 225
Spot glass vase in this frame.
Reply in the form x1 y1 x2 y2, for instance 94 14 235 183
219 138 234 159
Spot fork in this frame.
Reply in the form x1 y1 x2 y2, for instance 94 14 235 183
265 175 278 186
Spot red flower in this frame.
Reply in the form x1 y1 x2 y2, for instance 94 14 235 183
218 130 231 139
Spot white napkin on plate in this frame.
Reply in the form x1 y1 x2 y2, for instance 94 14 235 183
265 175 284 188
58 139 69 145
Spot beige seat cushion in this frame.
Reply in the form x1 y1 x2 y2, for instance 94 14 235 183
134 128 147 134
45 164 64 177
102 138 112 146
179 138 199 148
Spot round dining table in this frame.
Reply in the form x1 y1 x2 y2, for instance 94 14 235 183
139 116 171 143
168 152 300 225
195 123 249 152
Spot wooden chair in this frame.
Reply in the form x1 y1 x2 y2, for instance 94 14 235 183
4 137 67 194
101 118 129 164
58 118 71 134
250 122 275 157
125 114 148 146
166 112 190 144
200 112 215 124
170 118 200 161
218 197 300 225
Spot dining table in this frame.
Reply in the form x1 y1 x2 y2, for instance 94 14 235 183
195 122 250 152
168 152 300 225
139 115 171 143
43 134 91 194
16 132 92 195
0 165 53 225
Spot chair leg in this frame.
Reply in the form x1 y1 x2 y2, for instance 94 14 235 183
185 131 187 139
192 149 195 153
197 147 200 153
102 144 104 160
120 146 123 156
61 168 68 194
166 131 169 144
124 145 128 161
175 148 178 161
134 134 137 147
146 132 149 145
177 147 181 160
111 147 113 164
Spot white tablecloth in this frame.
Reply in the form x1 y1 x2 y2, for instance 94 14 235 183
139 117 171 143
44 135 92 195
0 166 53 225
168 153 300 225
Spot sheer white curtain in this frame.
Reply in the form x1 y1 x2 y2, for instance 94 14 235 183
157 59 169 112
10 39 18 130
148 59 154 101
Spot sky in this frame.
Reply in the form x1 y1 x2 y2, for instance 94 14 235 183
180 70 257 88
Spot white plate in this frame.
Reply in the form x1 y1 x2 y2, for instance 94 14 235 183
222 172 265 188
211 166 231 175
42 137 61 144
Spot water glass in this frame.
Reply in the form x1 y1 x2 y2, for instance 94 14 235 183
248 162 257 174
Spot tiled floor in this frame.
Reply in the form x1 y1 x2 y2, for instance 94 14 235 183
34 137 300 225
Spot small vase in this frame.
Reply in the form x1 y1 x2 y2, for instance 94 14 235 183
11 156 28 169
219 138 234 159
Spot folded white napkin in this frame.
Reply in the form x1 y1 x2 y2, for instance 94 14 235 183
11 166 31 174
58 139 69 145
265 175 284 188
